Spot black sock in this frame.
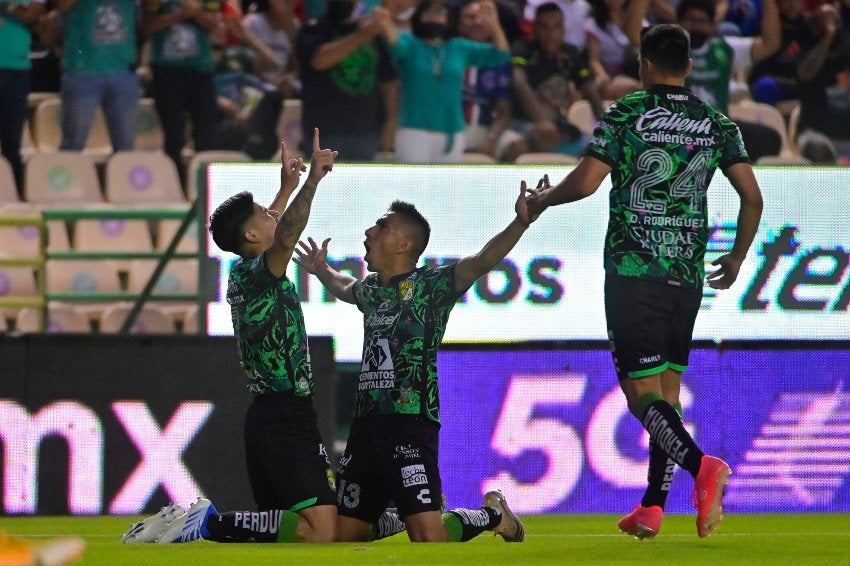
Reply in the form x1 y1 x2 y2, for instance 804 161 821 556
640 398 703 478
442 507 501 542
641 438 676 508
205 510 284 543
641 403 683 509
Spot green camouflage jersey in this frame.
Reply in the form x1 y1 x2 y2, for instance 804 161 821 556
352 265 461 423
584 84 750 288
226 254 313 396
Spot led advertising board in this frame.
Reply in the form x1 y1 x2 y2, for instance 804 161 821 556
206 164 850 360
0 336 336 515
438 346 850 513
3 341 847 515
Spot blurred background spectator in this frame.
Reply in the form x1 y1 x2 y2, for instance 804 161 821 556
795 1 850 163
0 0 45 196
718 0 761 36
457 0 524 43
584 0 642 99
521 0 592 50
719 0 762 36
671 0 784 160
840 0 850 34
295 0 398 160
642 0 678 24
142 0 222 181
29 2 63 93
455 0 514 160
56 0 142 153
383 0 510 163
9 0 847 174
241 0 301 97
748 0 811 105
212 41 285 158
502 1 602 161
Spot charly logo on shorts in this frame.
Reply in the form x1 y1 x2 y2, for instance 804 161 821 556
401 464 428 487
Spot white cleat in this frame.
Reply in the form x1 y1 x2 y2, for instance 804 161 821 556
121 503 185 543
157 497 217 543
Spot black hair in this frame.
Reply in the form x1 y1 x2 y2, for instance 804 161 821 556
411 0 454 38
389 200 431 259
676 0 717 22
535 1 563 20
589 0 612 30
640 24 691 76
209 191 255 255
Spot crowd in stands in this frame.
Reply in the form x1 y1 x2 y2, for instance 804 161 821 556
2 0 850 198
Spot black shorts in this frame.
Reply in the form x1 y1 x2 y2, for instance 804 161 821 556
243 392 337 511
336 415 442 522
604 273 701 380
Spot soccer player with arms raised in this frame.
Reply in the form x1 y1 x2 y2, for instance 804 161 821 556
123 130 342 544
124 131 405 544
295 191 533 543
526 24 763 539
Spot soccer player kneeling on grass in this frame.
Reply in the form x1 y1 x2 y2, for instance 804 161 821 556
122 130 406 545
294 190 533 542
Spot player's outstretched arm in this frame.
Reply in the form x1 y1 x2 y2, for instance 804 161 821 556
267 128 338 274
294 237 358 304
707 162 763 289
453 183 532 293
526 155 610 218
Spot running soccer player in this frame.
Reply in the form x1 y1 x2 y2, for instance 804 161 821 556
294 194 532 543
526 24 763 539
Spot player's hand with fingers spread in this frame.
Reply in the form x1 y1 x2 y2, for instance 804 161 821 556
706 253 743 290
536 173 551 191
306 128 339 185
524 174 549 220
293 237 331 274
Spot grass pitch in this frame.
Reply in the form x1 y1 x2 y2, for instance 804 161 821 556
2 513 848 565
